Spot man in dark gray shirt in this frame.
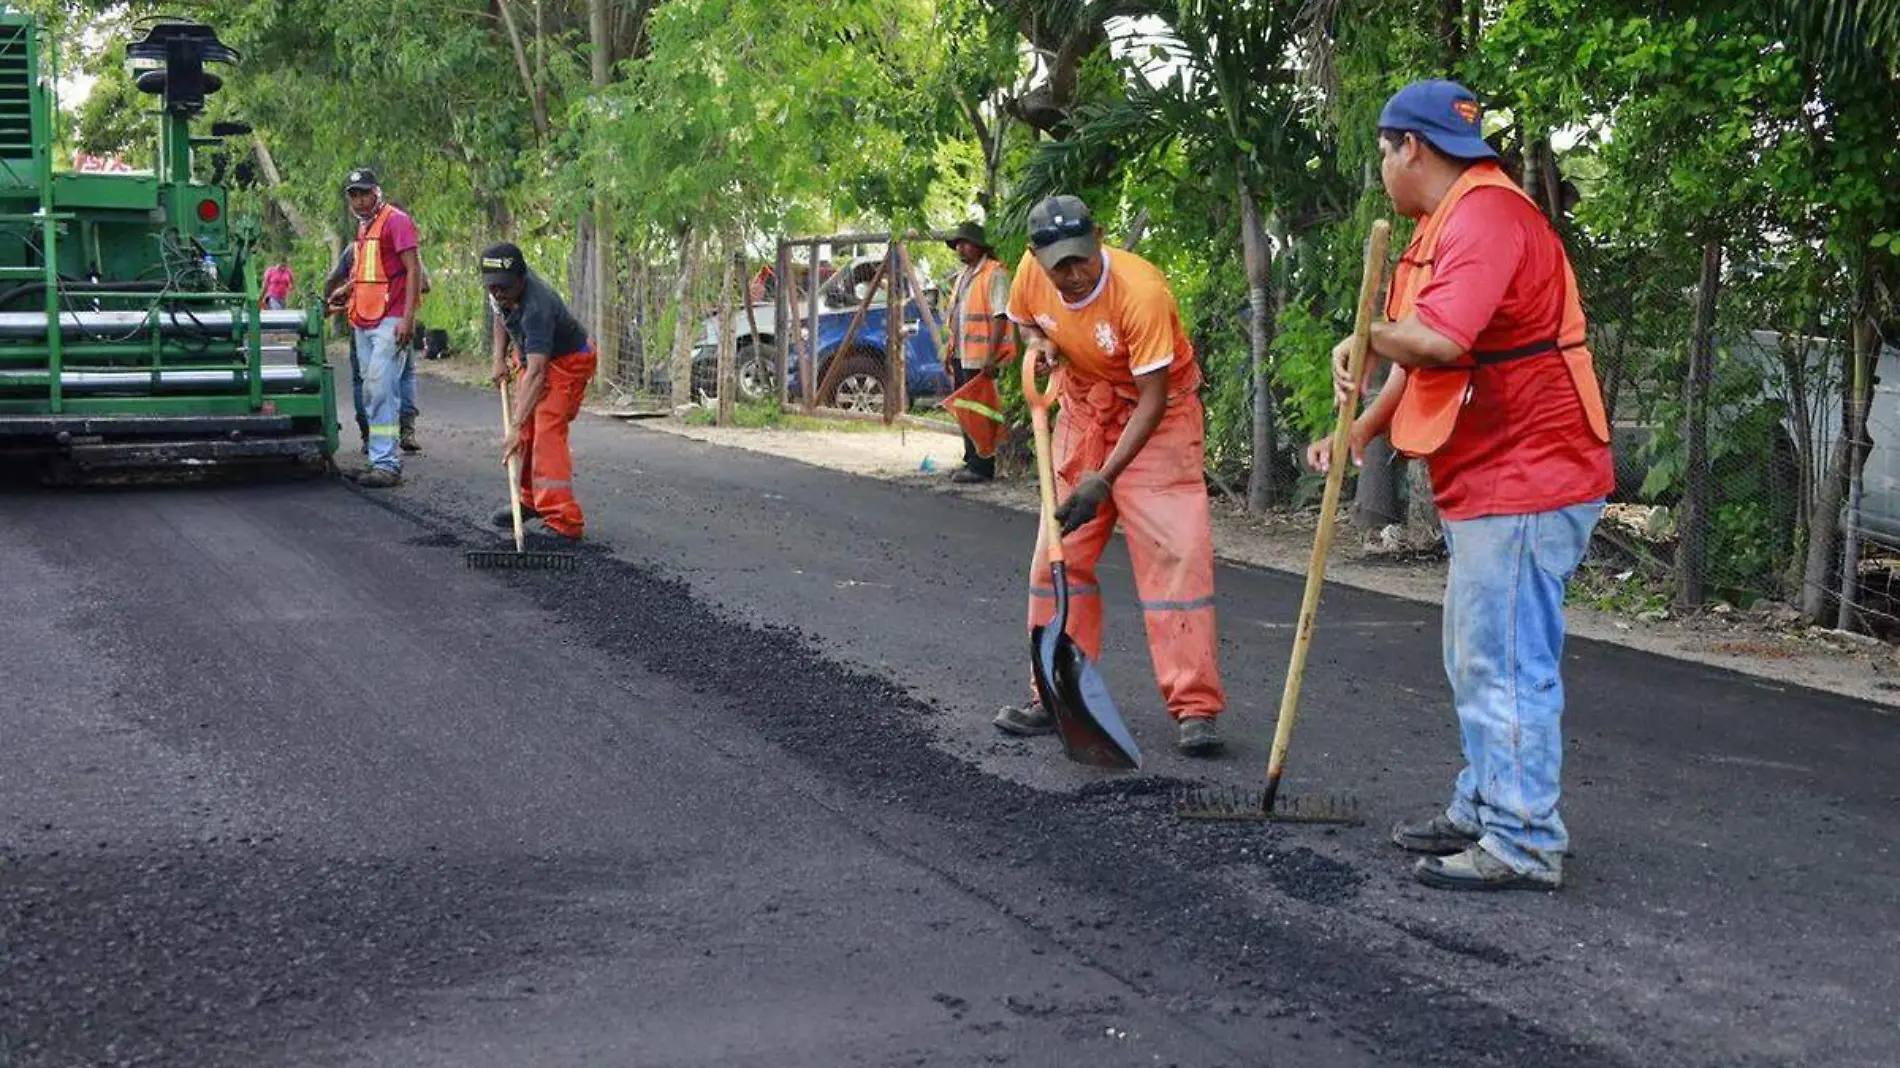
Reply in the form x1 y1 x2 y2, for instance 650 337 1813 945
483 241 598 540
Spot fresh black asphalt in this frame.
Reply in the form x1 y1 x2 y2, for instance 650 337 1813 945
1 372 1894 1067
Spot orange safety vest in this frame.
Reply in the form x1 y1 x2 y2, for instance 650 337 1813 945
952 258 1015 367
1386 162 1611 458
348 203 398 328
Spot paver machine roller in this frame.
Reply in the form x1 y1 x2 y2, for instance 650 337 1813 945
0 11 337 474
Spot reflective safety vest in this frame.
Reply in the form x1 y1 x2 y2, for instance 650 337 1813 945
348 203 398 328
1386 162 1611 458
952 259 1015 368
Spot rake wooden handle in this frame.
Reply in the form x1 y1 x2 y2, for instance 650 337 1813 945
499 375 524 554
1264 219 1391 798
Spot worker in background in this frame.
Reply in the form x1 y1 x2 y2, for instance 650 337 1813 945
260 260 292 310
482 241 597 541
333 168 422 485
994 195 1227 757
325 235 428 456
1312 81 1612 891
939 221 1015 484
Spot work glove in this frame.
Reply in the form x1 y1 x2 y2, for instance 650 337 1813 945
1054 473 1111 535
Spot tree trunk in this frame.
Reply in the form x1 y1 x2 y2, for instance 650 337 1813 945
1674 238 1722 612
1802 436 1849 620
717 242 738 426
669 228 698 409
588 0 620 387
1405 461 1441 548
1354 366 1404 530
1837 314 1877 631
1439 0 1465 71
496 0 550 139
248 139 318 243
1240 180 1279 513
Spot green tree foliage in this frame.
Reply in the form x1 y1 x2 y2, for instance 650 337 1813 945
37 0 1900 614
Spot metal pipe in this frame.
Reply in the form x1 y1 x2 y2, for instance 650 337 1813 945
0 366 317 390
0 344 300 362
0 308 312 338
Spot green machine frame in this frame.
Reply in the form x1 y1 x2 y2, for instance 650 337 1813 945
0 12 337 469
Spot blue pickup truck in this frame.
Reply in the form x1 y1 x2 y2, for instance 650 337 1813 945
658 255 954 411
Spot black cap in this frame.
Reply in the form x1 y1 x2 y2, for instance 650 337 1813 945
343 167 378 192
1026 195 1099 269
945 221 991 253
480 241 528 287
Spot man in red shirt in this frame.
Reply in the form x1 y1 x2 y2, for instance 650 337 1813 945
1316 81 1612 891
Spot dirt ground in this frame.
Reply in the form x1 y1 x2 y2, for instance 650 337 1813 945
610 409 1900 711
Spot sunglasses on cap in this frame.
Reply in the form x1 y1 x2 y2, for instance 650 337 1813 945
1029 215 1095 249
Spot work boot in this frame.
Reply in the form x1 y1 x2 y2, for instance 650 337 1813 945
399 412 421 453
531 524 583 545
994 701 1055 737
353 467 401 489
1391 814 1482 856
1176 716 1224 757
950 467 991 484
1413 845 1561 893
492 504 541 528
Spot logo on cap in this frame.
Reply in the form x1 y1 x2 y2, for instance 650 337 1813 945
1452 99 1481 125
481 256 514 270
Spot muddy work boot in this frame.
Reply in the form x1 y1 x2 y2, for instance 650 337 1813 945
399 412 421 453
1176 716 1224 757
1414 845 1561 892
1391 814 1482 856
352 467 402 489
993 701 1055 737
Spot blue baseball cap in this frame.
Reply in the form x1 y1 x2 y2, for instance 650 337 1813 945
1378 80 1497 160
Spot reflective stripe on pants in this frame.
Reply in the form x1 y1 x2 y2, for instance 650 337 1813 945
516 349 597 537
1024 395 1226 720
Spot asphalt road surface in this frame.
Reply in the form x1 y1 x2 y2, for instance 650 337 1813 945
2 374 1896 1068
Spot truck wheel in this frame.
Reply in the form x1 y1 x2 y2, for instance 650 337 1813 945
736 343 775 401
824 349 887 413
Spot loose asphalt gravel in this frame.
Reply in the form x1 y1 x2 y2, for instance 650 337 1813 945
1 367 1895 1067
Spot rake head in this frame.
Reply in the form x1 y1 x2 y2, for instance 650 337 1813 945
463 549 577 572
1174 783 1364 825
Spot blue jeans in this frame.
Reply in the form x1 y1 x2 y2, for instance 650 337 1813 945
1440 500 1603 878
353 320 407 472
348 330 418 427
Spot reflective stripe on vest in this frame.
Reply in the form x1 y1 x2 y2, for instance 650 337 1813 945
954 259 1014 366
1385 162 1611 458
348 204 395 328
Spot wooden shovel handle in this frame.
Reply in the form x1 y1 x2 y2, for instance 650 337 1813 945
1266 219 1392 784
1022 346 1066 567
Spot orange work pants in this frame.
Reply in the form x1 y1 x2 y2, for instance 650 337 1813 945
516 348 596 538
1026 390 1226 720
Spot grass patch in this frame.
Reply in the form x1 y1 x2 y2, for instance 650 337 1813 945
681 399 906 434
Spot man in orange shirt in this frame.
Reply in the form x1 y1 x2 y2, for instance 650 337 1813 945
993 195 1227 757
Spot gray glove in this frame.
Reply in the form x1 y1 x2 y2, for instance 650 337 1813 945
1054 473 1111 535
